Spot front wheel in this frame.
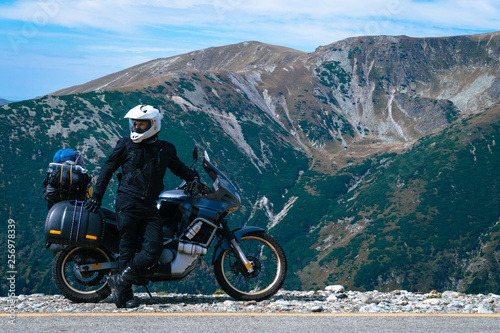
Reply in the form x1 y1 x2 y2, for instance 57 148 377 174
214 232 287 301
53 246 113 303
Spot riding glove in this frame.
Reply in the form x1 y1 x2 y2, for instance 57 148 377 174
85 197 101 213
188 177 202 195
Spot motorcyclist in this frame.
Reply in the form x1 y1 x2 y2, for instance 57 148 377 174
85 104 200 308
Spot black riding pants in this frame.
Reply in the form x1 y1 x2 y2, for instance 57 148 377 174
115 194 163 273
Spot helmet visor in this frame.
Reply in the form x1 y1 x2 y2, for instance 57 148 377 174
130 119 152 134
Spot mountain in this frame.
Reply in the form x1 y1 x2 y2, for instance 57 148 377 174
0 98 13 105
1 32 499 296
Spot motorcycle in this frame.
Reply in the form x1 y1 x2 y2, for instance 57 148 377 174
44 149 287 303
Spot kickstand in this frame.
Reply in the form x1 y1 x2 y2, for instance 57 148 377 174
144 285 153 298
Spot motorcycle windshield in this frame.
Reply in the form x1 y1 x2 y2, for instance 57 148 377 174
202 157 241 212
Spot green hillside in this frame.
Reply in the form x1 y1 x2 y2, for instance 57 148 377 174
291 105 500 293
0 89 309 296
1 90 498 296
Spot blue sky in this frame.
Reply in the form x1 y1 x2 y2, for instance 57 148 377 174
0 0 498 101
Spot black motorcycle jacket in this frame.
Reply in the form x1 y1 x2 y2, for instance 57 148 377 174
93 136 197 202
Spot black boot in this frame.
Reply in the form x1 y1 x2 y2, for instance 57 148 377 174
124 286 140 308
108 266 137 308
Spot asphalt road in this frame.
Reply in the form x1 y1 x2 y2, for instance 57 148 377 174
2 313 500 333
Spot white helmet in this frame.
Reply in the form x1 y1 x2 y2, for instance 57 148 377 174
124 105 162 143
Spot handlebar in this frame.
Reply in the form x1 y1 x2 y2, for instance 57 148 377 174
181 179 212 196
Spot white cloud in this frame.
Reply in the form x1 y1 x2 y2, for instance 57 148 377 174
401 0 500 32
86 45 190 55
0 0 217 31
1 0 498 44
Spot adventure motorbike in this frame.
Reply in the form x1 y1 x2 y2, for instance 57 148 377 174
45 149 287 303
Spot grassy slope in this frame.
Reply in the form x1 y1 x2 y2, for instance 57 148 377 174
290 104 500 293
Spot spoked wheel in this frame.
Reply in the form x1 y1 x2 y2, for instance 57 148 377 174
214 231 287 301
53 246 114 303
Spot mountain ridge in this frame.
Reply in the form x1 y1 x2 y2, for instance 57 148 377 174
53 41 306 96
0 98 13 105
52 32 500 155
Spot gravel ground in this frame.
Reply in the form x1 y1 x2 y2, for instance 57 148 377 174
2 286 499 315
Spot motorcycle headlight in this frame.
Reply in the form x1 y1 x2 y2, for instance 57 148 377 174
213 178 220 191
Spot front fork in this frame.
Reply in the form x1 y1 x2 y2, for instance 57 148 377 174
220 220 254 273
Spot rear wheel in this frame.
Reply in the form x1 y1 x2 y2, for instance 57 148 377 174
214 232 287 301
53 246 114 303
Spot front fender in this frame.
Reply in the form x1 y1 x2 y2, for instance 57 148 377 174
211 226 265 265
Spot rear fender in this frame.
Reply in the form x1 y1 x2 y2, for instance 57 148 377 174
211 226 264 265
